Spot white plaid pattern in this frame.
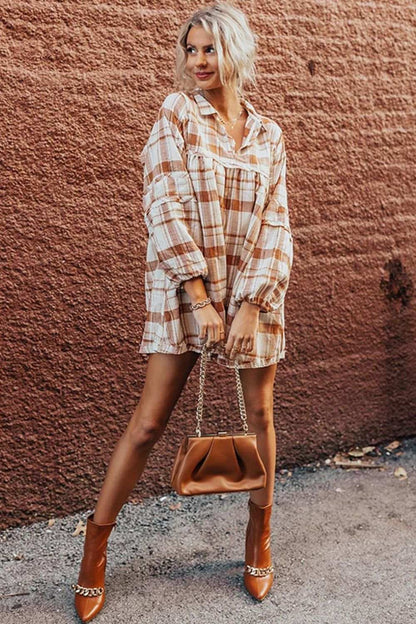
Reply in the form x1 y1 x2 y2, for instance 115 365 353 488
138 89 293 369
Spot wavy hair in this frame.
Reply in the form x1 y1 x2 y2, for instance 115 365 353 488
174 2 257 96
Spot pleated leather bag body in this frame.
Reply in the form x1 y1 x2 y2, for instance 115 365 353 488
171 344 267 496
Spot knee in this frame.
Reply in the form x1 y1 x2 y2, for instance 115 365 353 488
126 419 165 450
246 405 274 433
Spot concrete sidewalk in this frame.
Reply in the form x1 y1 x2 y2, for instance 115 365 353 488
1 437 415 624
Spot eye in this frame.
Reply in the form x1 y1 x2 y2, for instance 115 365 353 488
185 45 215 54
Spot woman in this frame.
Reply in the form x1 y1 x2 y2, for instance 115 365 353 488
71 2 293 621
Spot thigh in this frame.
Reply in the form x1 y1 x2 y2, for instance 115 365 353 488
129 350 201 431
238 362 278 413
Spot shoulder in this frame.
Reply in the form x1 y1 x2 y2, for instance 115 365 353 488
244 97 284 148
158 91 194 123
260 117 286 161
261 116 284 146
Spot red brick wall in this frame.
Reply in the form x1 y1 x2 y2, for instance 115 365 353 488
2 1 415 528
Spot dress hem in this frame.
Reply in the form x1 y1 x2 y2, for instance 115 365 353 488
138 342 285 369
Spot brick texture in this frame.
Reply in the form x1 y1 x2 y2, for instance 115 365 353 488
1 0 415 528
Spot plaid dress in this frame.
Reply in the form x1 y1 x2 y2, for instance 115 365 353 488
138 89 293 369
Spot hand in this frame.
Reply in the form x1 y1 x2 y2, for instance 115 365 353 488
192 304 225 349
224 301 259 359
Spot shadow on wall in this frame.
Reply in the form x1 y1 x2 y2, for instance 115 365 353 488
380 258 416 431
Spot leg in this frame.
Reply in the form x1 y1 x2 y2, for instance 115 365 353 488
93 350 200 524
239 362 278 601
239 362 278 506
73 350 200 622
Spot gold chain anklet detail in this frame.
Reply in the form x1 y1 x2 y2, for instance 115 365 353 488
245 564 274 577
71 583 104 596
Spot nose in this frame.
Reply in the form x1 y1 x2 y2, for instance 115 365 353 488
196 50 207 66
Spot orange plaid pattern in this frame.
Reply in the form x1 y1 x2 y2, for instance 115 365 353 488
138 89 293 369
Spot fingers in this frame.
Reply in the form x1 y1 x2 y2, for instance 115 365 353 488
224 335 255 358
194 309 225 349
198 322 225 348
198 325 207 344
194 308 255 356
207 323 226 348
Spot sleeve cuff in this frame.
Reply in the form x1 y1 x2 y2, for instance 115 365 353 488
176 272 209 293
235 295 271 313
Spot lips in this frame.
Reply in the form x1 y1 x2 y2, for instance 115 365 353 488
195 72 213 78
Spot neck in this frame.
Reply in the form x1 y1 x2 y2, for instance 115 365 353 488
200 85 242 118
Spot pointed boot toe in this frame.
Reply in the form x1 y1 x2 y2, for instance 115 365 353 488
244 500 274 601
74 592 105 623
71 513 116 622
244 567 274 601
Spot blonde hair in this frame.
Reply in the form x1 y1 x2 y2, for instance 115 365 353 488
175 2 257 96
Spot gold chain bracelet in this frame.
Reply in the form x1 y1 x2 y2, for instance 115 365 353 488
189 297 211 311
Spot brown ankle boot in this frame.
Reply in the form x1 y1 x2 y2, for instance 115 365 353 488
243 499 274 601
71 513 117 623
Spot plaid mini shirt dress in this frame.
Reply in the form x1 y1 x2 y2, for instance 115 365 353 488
138 89 293 369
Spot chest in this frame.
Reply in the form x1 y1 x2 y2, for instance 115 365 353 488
221 112 248 152
185 110 272 178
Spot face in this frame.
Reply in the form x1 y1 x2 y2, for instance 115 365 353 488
185 25 223 90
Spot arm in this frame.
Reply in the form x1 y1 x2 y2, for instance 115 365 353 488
140 95 209 291
182 276 209 306
231 131 293 313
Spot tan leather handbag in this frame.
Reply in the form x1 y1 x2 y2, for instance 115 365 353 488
170 344 267 496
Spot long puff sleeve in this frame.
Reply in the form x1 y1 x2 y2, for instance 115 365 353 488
140 95 209 289
231 131 293 313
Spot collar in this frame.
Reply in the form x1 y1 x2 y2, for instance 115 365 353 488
192 89 266 131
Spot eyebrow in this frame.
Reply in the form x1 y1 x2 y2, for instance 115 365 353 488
185 43 215 48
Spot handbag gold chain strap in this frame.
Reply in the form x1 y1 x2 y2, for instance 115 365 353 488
195 344 249 437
